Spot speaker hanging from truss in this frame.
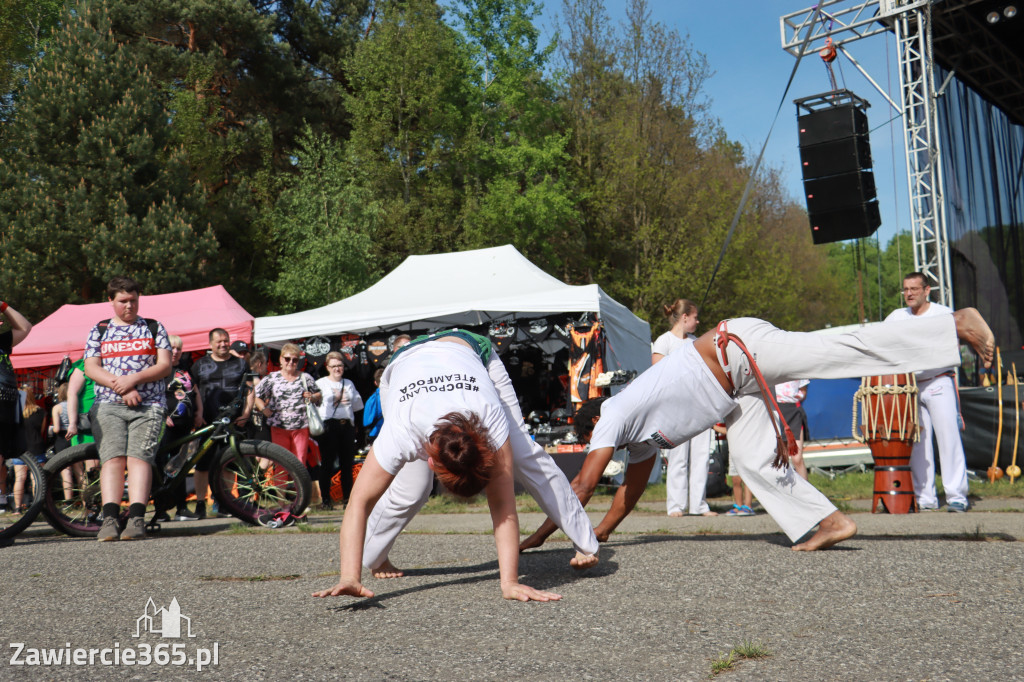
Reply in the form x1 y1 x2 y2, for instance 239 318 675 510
795 90 881 245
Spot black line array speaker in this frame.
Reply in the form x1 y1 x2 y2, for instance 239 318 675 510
796 92 880 245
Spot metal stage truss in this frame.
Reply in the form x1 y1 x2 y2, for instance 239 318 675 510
780 0 1024 311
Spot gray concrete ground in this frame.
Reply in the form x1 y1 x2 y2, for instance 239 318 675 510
2 501 1023 681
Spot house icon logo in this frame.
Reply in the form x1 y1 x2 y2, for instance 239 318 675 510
133 598 196 638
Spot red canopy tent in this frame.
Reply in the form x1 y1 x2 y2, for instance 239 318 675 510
11 285 253 370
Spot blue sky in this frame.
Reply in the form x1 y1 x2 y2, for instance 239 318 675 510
538 1 910 246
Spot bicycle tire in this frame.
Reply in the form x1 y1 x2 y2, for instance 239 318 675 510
0 453 47 544
41 443 104 537
209 439 312 525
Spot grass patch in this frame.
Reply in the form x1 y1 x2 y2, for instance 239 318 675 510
940 525 1016 542
419 494 488 514
973 477 1024 498
693 527 732 536
410 466 1023 519
709 653 735 675
200 574 301 582
782 470 1024 503
807 471 873 500
223 523 261 534
732 640 772 660
293 522 337 533
710 640 772 677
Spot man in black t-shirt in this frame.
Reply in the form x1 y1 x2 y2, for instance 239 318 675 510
0 301 33 509
182 328 253 519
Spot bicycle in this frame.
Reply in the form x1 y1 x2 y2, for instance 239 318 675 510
41 389 312 537
0 453 47 545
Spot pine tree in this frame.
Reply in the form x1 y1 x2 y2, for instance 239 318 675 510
104 0 371 313
0 1 217 320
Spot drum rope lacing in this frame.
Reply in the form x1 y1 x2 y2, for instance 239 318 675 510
852 377 920 444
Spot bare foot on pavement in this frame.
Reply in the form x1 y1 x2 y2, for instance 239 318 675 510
371 558 404 578
792 511 857 551
570 551 599 570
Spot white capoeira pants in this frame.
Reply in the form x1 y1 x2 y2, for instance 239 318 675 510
664 428 714 515
363 428 599 568
911 374 968 508
718 316 962 541
363 354 599 568
725 395 836 540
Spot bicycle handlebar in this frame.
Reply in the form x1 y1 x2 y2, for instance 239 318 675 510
215 372 258 421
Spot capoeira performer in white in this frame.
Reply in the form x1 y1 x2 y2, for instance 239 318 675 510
652 298 717 517
313 330 599 603
885 272 970 512
521 309 994 552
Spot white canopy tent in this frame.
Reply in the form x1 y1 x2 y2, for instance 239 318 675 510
254 245 651 375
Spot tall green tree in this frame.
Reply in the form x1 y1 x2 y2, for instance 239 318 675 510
0 1 216 319
102 0 370 313
0 0 63 122
554 0 848 332
345 0 472 270
255 0 371 142
267 127 379 311
826 231 915 325
103 0 297 310
452 0 580 271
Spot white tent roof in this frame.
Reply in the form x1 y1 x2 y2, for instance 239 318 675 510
255 245 651 374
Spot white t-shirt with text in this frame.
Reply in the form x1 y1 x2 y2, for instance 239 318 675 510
372 341 509 475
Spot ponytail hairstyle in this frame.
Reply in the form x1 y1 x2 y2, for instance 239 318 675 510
662 298 697 324
424 412 497 498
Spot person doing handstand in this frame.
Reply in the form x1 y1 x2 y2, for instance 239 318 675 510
521 309 995 553
313 330 598 603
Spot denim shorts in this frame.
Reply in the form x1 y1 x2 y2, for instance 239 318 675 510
7 453 47 466
94 403 165 465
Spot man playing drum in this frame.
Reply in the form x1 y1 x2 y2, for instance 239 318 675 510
521 308 995 553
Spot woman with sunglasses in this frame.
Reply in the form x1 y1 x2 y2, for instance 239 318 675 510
254 343 321 466
313 330 599 603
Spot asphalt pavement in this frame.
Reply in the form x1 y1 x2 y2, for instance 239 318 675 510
2 500 1023 681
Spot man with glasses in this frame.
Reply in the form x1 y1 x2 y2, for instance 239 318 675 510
886 272 970 512
315 352 363 509
187 328 254 519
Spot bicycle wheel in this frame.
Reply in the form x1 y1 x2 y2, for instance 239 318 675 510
209 439 312 526
0 454 47 544
41 443 104 537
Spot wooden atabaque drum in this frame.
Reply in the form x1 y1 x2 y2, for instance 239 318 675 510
855 374 919 513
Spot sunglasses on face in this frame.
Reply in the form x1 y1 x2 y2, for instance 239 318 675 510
281 356 299 363
327 364 343 369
